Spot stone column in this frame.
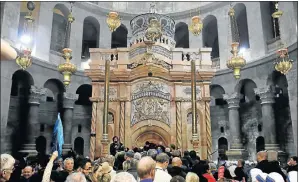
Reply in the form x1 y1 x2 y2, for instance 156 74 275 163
119 100 126 144
223 92 246 159
62 92 78 153
175 99 182 150
20 86 46 155
254 86 279 150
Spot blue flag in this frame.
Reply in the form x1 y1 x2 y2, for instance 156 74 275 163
51 113 64 157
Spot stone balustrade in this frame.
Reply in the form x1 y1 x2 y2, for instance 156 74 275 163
130 35 176 48
89 47 216 72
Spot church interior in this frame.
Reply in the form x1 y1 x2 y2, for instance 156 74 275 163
1 1 297 165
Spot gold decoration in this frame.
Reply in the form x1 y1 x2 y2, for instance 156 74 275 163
68 13 75 23
227 42 246 79
16 49 32 70
272 2 283 18
188 16 203 36
106 12 121 32
58 48 77 86
274 48 293 74
145 18 162 41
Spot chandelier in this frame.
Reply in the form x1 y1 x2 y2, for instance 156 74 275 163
226 7 246 79
58 2 77 86
188 8 203 36
16 1 35 70
106 12 121 32
272 2 293 75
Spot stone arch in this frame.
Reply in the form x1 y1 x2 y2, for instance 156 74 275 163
75 84 92 106
186 109 203 125
36 136 47 154
235 78 258 103
81 16 100 60
44 79 65 114
256 136 265 152
175 22 189 48
74 137 84 155
50 4 70 52
260 2 280 41
233 3 250 48
10 70 34 96
218 137 228 158
131 121 171 147
210 84 226 106
202 15 219 58
111 24 128 48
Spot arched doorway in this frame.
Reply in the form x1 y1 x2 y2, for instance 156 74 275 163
256 136 265 152
135 132 167 147
74 137 84 155
36 136 47 154
218 137 228 159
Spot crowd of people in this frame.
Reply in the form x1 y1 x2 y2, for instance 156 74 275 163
0 136 298 182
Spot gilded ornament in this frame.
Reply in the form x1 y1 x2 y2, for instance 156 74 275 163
16 49 32 70
106 12 121 32
227 42 246 79
145 18 162 41
58 48 77 86
188 16 203 36
274 48 293 74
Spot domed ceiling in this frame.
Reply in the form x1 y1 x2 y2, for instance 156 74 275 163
93 2 213 14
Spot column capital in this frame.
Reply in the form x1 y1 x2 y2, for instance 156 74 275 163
223 92 241 109
63 92 78 109
28 86 46 105
254 86 275 104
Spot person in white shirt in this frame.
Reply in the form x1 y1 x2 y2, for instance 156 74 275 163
154 153 172 182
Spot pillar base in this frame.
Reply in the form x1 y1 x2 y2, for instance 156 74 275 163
265 143 280 150
101 139 110 157
62 144 72 155
226 149 248 161
19 144 37 156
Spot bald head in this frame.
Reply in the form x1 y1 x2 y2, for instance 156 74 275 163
172 157 182 167
23 166 33 179
257 151 268 162
137 157 156 180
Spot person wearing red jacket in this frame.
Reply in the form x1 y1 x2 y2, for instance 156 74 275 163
202 164 216 182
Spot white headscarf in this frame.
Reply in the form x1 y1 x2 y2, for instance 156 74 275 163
266 172 284 182
287 171 298 182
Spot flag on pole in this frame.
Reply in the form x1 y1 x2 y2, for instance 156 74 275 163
51 113 64 158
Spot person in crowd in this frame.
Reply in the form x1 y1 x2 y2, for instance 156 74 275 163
134 152 141 161
181 151 193 169
0 154 15 182
125 151 135 162
78 158 92 182
110 136 124 156
20 166 34 182
234 159 247 182
114 151 126 171
186 172 199 182
202 164 216 182
265 172 284 182
167 157 186 178
124 159 138 180
51 157 74 182
287 171 297 182
287 156 298 173
95 162 112 182
56 158 64 172
255 151 286 180
154 153 172 182
250 168 263 182
102 155 117 178
65 172 87 182
111 172 137 182
189 151 199 166
170 175 185 182
137 156 156 182
147 149 158 160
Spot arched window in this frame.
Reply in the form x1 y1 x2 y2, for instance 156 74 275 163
220 127 224 133
256 136 265 152
234 3 250 48
108 112 114 124
40 124 45 132
260 2 280 41
187 112 198 124
44 79 65 114
238 79 257 103
81 16 100 60
203 15 219 58
50 4 70 52
175 22 189 48
75 84 92 106
11 70 34 97
258 124 262 132
78 124 82 133
111 24 128 48
36 136 47 154
74 137 84 155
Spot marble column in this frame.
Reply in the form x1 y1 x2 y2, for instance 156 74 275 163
175 100 182 150
20 86 46 155
62 92 78 153
254 86 279 150
223 92 245 159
